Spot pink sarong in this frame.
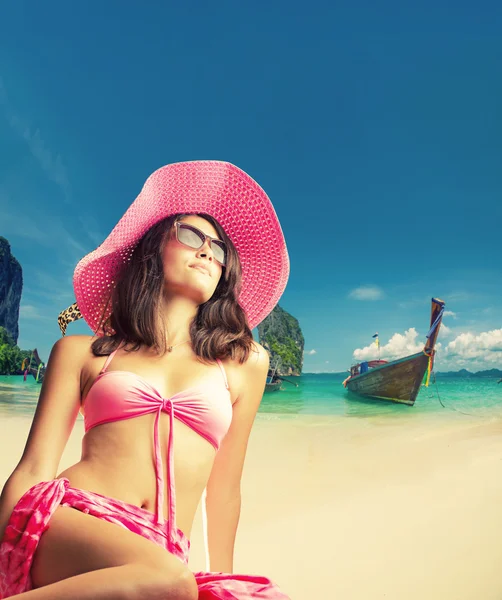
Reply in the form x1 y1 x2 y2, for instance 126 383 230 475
0 478 289 599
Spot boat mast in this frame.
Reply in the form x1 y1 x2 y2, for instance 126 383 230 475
424 298 445 355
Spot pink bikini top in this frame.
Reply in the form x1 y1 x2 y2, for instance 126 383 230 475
82 344 233 534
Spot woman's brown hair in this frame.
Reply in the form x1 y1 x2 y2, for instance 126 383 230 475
91 213 255 363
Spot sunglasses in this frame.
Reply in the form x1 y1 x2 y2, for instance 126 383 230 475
174 221 227 266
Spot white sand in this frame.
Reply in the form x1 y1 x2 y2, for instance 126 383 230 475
1 411 502 599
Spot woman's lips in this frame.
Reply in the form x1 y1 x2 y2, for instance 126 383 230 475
190 264 210 276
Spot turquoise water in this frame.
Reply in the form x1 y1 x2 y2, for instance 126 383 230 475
1 373 501 419
260 373 502 418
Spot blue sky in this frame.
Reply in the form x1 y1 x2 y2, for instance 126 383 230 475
1 1 501 372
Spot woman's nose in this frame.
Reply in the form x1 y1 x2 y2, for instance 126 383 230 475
196 241 213 260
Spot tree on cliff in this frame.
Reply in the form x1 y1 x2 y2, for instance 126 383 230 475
0 326 31 375
257 305 304 376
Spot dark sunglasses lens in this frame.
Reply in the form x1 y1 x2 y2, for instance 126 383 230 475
211 241 226 265
177 223 226 265
178 224 203 248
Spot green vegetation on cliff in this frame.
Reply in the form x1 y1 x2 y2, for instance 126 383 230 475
0 326 32 375
257 305 304 376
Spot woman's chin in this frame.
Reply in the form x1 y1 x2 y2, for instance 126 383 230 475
164 278 216 302
186 287 216 306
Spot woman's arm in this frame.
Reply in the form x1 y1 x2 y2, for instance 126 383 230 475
204 342 269 573
0 335 87 542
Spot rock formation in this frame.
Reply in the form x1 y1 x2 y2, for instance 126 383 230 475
257 304 304 376
0 237 23 344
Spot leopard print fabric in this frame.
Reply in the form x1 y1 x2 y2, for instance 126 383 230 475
57 302 83 336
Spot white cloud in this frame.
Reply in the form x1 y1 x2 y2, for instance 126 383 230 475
352 322 502 371
443 310 457 319
348 286 384 301
353 328 427 361
305 349 317 355
443 329 502 368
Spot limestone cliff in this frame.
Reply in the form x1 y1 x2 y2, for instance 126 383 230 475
257 304 304 376
0 237 23 344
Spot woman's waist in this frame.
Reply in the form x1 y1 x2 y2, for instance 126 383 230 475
57 459 209 536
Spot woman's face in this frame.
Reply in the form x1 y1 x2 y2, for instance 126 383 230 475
162 215 224 305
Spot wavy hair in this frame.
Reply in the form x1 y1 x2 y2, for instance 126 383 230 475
91 213 254 363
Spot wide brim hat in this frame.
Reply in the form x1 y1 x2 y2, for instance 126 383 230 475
58 160 289 336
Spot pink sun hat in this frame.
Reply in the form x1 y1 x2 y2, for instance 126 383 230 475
58 160 289 336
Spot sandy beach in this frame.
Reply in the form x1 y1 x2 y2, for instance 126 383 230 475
1 410 502 599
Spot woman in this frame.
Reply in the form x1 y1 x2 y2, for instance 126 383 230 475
0 161 290 599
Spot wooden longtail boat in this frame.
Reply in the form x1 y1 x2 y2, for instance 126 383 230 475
265 358 282 393
21 348 46 384
343 298 445 406
265 376 282 393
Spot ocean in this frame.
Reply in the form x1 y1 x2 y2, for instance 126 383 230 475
1 373 501 420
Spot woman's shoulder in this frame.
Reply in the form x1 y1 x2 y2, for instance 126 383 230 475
50 334 95 364
53 334 95 351
222 341 270 397
246 341 269 368
224 340 269 369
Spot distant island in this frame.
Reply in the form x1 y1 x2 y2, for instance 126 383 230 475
305 368 502 378
435 368 502 378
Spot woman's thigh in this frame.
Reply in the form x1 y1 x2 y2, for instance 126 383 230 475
31 505 189 588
